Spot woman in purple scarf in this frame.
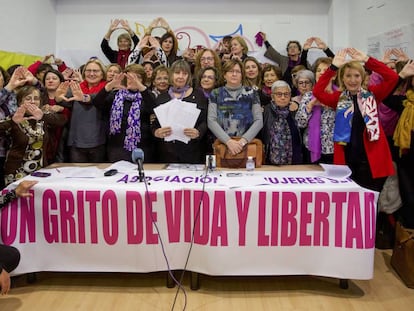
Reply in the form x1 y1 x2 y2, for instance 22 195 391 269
93 64 155 162
295 57 336 164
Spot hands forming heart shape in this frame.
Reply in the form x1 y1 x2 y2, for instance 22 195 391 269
55 81 84 102
12 103 43 124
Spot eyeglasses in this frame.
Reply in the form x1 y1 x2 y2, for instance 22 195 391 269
273 92 290 98
200 57 214 62
298 80 311 86
85 69 101 74
228 69 242 75
201 74 215 80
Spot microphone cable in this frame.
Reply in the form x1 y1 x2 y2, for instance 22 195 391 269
170 163 211 311
140 164 188 310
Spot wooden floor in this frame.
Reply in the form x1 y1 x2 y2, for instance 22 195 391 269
1 249 413 311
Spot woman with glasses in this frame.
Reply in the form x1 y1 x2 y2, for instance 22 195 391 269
60 59 107 163
0 86 67 185
151 65 170 98
193 48 222 80
208 59 263 156
152 60 208 164
257 32 310 88
262 80 302 165
295 58 336 164
196 66 222 154
259 64 283 107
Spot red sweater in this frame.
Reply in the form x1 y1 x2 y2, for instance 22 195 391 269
313 57 399 178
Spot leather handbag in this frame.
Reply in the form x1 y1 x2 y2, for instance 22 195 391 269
213 137 263 168
391 221 414 288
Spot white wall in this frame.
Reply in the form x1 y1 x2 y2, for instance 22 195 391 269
55 0 330 67
348 0 414 50
0 0 56 56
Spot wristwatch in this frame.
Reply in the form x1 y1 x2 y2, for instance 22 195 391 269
83 94 90 103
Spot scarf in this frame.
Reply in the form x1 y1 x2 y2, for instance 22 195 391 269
80 80 106 95
117 50 130 69
262 86 272 96
393 89 414 155
110 89 142 151
334 89 380 144
308 104 322 162
168 86 190 100
269 104 292 165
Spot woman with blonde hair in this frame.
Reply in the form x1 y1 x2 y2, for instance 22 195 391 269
313 48 399 191
230 36 249 62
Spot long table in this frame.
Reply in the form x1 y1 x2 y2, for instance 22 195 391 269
0 162 377 286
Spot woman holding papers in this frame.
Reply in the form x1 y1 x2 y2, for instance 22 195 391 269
93 64 155 162
152 60 207 164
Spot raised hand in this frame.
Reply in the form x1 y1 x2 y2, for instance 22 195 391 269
398 59 414 79
138 35 151 49
21 67 38 85
347 48 369 62
148 36 160 48
6 66 28 90
382 49 394 64
24 103 43 120
68 81 84 102
62 68 74 81
119 19 132 33
332 49 348 68
125 72 146 91
42 54 55 64
314 37 328 50
303 37 314 51
109 19 120 32
106 73 125 91
392 48 409 62
55 81 71 101
12 106 27 124
72 68 83 82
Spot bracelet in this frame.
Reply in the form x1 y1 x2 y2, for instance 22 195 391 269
0 190 17 208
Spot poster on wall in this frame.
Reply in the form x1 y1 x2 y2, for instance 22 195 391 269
367 23 414 59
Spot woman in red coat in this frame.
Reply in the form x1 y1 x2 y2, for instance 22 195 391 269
313 48 399 191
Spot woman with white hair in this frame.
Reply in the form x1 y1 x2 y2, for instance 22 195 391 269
291 69 315 110
262 80 302 165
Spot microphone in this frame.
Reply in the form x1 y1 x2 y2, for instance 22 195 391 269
208 155 213 171
131 148 145 182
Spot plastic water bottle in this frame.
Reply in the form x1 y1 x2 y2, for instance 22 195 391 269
246 156 255 171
